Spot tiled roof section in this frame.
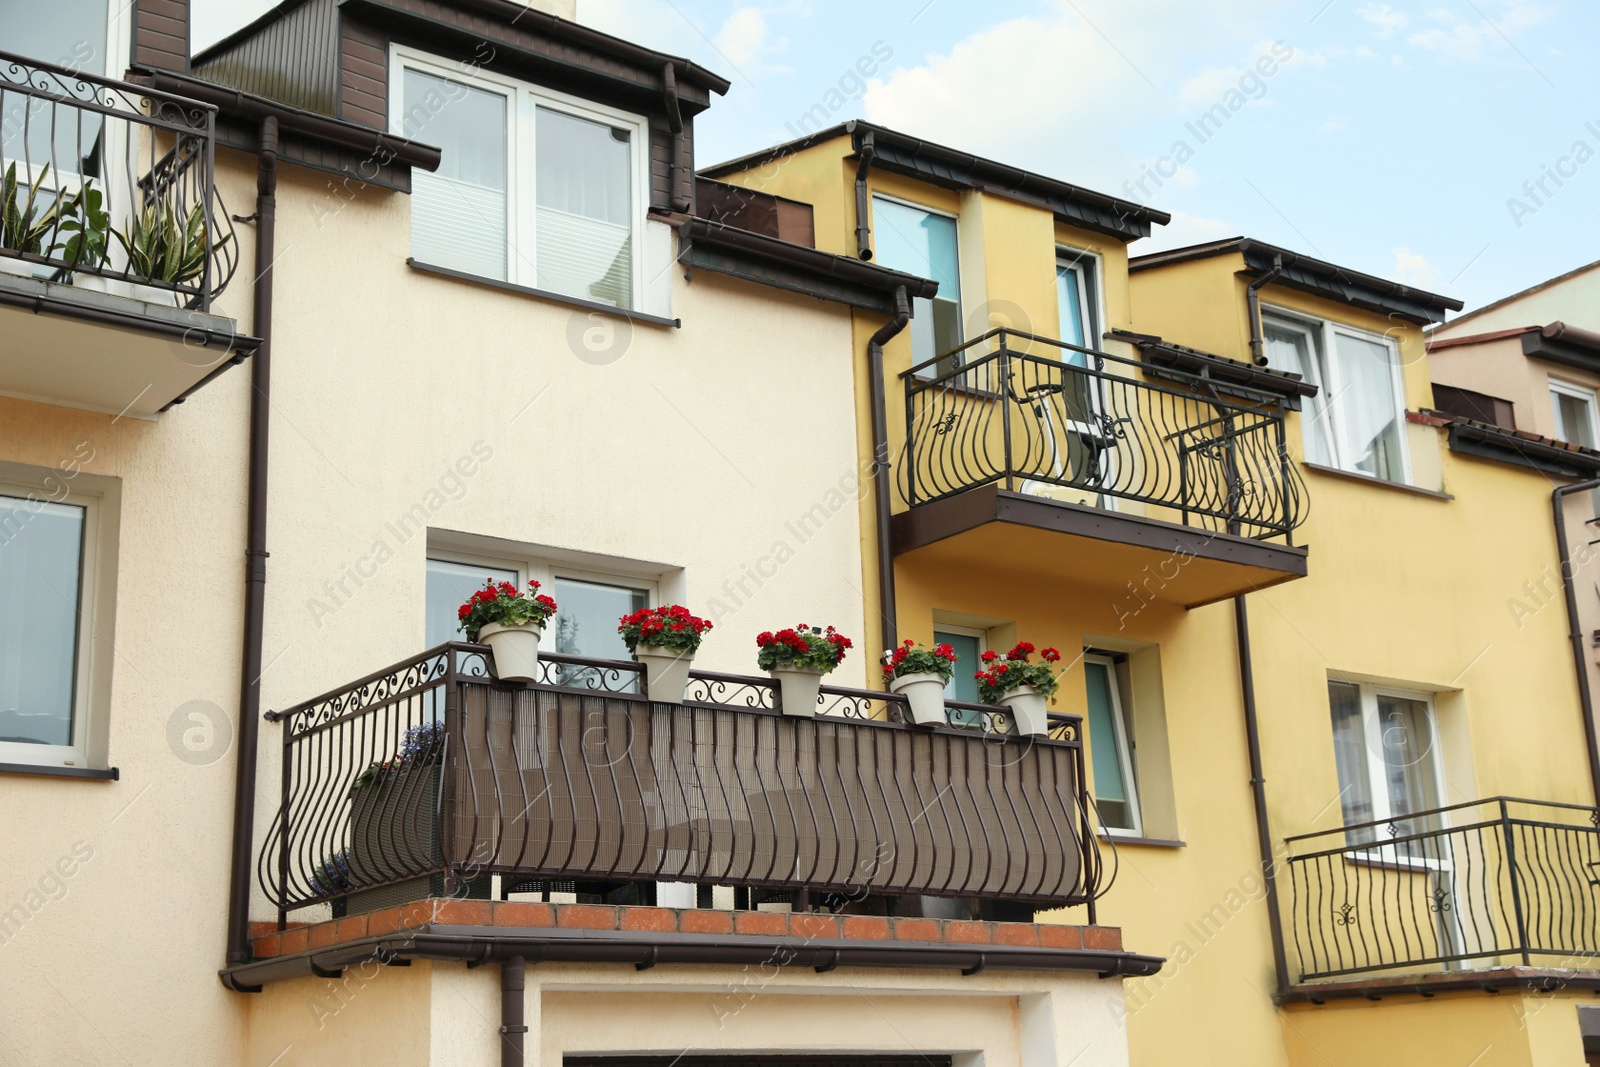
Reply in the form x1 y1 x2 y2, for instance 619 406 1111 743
1108 328 1318 402
1434 412 1600 479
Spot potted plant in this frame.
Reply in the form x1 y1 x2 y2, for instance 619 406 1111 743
975 642 1061 736
458 578 558 683
881 639 958 727
756 624 852 717
309 847 351 919
619 605 712 704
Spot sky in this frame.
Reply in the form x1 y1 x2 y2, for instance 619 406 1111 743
191 0 1600 317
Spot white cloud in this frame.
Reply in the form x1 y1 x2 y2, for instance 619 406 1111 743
1321 116 1349 131
714 7 775 73
1391 247 1438 287
1407 2 1552 62
1355 3 1410 38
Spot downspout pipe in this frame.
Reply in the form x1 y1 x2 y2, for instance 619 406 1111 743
868 286 911 652
500 956 527 1067
853 128 876 260
1553 479 1600 805
1245 253 1285 367
1234 595 1292 995
225 115 278 972
661 64 690 213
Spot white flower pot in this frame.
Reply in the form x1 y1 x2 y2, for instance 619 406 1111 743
890 672 948 727
1000 684 1049 737
634 644 694 704
478 621 542 683
770 666 825 717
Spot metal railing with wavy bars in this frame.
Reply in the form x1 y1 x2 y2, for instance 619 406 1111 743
1283 797 1600 982
898 329 1309 541
0 50 237 309
260 644 1108 927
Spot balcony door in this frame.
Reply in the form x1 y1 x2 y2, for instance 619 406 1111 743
1018 253 1111 505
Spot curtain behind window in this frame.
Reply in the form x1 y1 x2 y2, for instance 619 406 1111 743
404 70 508 281
535 108 632 308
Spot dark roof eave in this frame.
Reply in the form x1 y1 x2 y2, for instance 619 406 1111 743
1521 321 1600 373
140 70 443 171
219 925 1166 990
702 121 1169 242
1130 238 1464 324
1447 419 1600 479
1108 328 1318 402
673 214 940 310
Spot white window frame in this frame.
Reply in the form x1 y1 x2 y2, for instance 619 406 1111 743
1085 652 1142 838
871 192 963 378
1054 246 1105 354
1331 681 1450 869
0 468 118 772
1549 379 1600 447
1263 306 1412 484
389 45 651 308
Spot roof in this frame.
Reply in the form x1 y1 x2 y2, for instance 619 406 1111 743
1107 328 1317 406
701 121 1171 243
1129 238 1464 325
1433 257 1600 333
1440 414 1600 480
194 0 730 97
670 213 939 314
1428 321 1600 376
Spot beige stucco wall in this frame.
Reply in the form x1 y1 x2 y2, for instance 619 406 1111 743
1432 261 1600 339
244 960 1135 1067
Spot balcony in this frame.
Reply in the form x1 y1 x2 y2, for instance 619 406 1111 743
259 645 1106 932
0 51 257 417
893 330 1310 606
1282 798 1600 991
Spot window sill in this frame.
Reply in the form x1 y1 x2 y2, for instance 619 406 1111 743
407 259 681 329
1302 462 1454 501
1098 832 1185 848
0 762 119 781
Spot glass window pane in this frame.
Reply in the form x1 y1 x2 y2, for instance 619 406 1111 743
403 70 508 280
1331 333 1405 481
934 631 981 704
872 197 961 368
1085 661 1136 830
1057 266 1087 348
1329 681 1374 842
1553 390 1597 448
426 558 516 648
0 0 107 71
536 107 633 308
1265 322 1333 467
0 0 109 199
1375 695 1440 820
551 577 647 691
0 495 85 748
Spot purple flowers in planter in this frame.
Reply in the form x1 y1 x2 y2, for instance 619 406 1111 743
349 719 446 796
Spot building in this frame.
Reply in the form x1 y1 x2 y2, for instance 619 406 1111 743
718 129 1600 1063
0 3 1154 1066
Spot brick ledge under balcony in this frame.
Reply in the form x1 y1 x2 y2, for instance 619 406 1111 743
224 900 1161 990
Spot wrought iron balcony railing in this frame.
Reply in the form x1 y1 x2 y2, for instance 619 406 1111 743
1283 797 1600 982
0 50 236 309
260 644 1104 927
898 329 1309 541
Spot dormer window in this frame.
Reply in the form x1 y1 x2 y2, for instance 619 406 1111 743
393 48 647 309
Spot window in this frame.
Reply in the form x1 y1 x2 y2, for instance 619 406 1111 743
934 627 984 705
1084 653 1141 834
1262 311 1408 482
1055 251 1101 351
395 48 646 308
1328 681 1445 854
1550 380 1598 449
426 551 652 691
871 195 961 373
0 469 117 772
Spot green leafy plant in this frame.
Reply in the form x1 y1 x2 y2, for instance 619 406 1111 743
58 182 110 270
974 642 1062 704
456 578 558 642
618 605 713 655
113 197 230 284
349 721 445 796
881 639 959 684
756 624 852 673
0 163 81 257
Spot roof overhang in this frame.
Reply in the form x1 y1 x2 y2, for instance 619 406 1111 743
1109 328 1317 409
674 214 939 313
704 122 1169 243
1131 238 1463 325
1447 419 1600 480
1520 321 1600 373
